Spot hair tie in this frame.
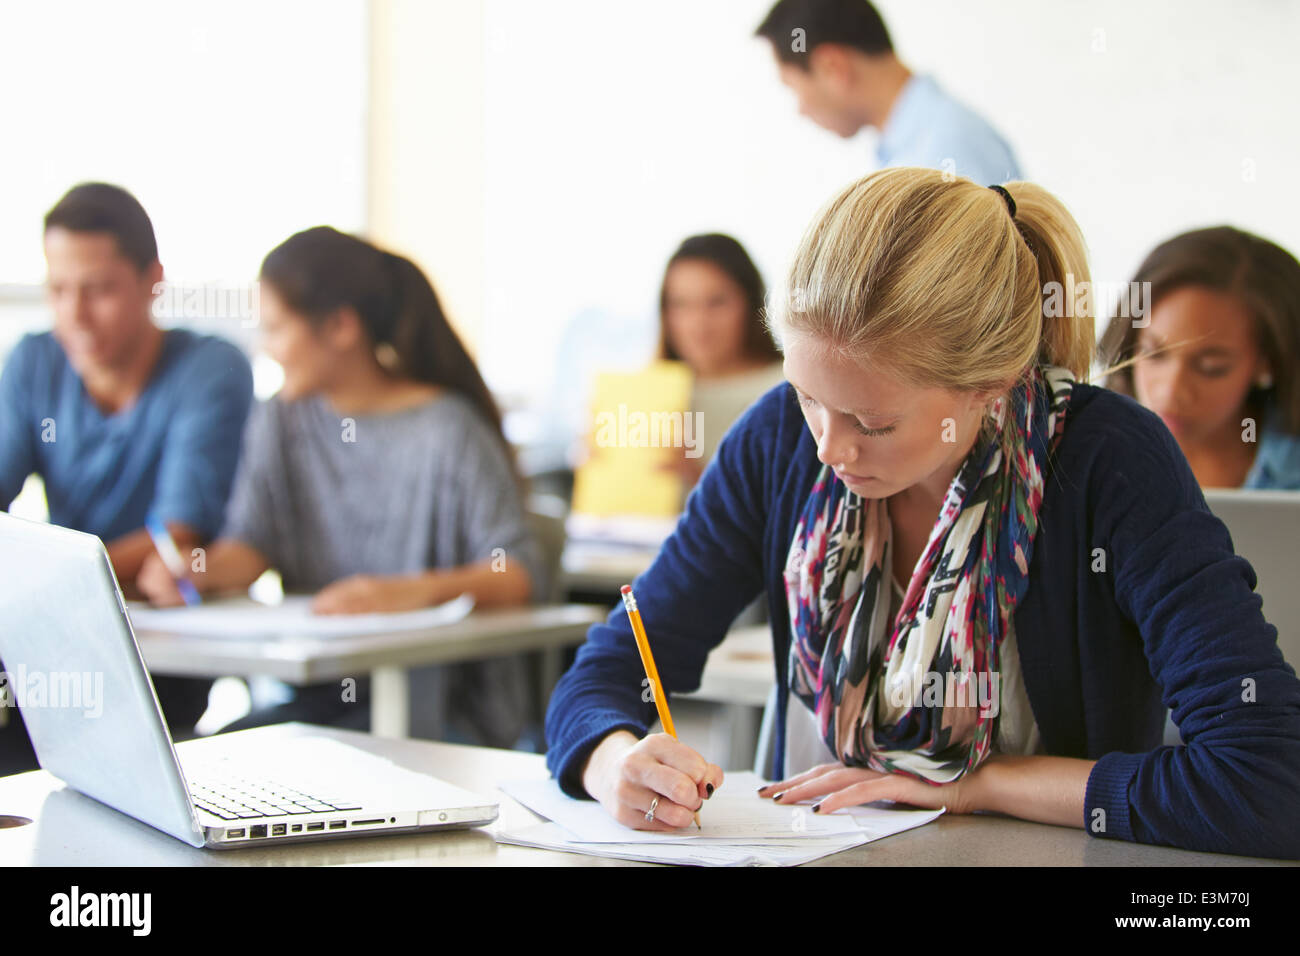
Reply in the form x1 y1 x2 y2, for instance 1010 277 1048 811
988 184 1016 219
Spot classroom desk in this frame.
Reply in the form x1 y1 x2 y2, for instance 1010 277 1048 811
0 723 1289 867
559 541 659 596
133 605 606 738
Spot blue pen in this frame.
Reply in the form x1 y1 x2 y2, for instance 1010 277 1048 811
145 518 202 606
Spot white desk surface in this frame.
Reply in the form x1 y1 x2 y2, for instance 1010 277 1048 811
133 604 606 683
0 724 1290 867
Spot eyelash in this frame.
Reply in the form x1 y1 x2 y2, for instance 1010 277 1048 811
796 392 895 436
1137 348 1231 377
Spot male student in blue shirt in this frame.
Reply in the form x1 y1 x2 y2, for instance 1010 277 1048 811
0 182 253 770
756 0 1022 185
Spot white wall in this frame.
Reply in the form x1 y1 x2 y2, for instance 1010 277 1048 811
481 0 868 400
880 0 1300 319
479 0 1300 401
368 0 486 354
0 1 367 290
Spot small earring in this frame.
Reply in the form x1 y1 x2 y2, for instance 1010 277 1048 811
375 342 401 372
1256 372 1274 389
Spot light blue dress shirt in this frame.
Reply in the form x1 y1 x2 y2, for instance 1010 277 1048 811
876 73 1022 185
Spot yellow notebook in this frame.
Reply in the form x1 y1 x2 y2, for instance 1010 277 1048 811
571 361 694 519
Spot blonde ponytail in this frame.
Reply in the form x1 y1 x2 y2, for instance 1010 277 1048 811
1001 181 1095 379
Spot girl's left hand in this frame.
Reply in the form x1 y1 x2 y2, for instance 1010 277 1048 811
758 761 986 816
311 574 434 615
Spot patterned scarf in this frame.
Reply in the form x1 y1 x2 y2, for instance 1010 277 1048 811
783 364 1075 783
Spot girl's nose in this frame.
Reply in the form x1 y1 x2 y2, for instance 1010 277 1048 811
816 421 858 468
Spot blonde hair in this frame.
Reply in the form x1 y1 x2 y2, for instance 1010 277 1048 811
770 167 1094 456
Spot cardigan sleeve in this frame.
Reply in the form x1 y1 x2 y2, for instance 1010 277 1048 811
543 388 781 797
1083 399 1300 858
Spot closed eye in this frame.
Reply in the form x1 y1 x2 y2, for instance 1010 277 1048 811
795 390 896 436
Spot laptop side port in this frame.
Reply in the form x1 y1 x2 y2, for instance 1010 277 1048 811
250 825 267 838
271 824 287 836
306 822 324 831
291 825 302 833
226 828 246 839
328 820 345 830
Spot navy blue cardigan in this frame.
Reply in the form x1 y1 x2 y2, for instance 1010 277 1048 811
545 382 1300 858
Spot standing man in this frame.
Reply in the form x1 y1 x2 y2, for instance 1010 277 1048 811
757 0 1022 184
0 182 253 769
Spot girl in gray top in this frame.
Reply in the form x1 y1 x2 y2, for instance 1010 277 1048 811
139 227 543 746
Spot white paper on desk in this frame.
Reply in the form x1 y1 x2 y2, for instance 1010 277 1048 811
499 770 944 847
496 822 874 867
126 592 475 639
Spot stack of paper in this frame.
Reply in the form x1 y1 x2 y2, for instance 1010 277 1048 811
126 593 476 640
496 771 944 866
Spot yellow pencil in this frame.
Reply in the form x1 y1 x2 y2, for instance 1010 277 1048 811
620 584 701 829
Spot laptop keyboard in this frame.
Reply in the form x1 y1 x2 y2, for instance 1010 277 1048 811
189 775 364 821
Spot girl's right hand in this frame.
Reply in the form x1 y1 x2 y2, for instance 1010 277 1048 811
581 729 724 831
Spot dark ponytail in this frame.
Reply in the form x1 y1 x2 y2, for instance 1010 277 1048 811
260 226 520 482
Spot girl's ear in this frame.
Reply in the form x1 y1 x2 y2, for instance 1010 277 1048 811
973 380 1014 412
144 260 164 300
321 305 366 352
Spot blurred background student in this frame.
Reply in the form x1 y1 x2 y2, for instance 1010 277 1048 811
138 226 545 748
756 0 1021 183
0 183 252 773
656 233 785 492
1099 226 1300 489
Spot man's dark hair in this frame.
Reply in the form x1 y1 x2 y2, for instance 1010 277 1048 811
43 182 159 273
756 0 893 68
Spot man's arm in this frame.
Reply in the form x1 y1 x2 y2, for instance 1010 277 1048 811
148 343 253 540
114 342 252 597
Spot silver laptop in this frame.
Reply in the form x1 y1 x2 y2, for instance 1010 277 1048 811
1160 489 1300 745
0 512 497 849
1203 489 1300 669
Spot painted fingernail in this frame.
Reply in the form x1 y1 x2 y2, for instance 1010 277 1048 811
811 803 823 814
772 791 787 801
755 784 770 794
706 783 715 798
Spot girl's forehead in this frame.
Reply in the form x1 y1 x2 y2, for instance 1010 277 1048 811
1144 288 1257 350
782 338 913 413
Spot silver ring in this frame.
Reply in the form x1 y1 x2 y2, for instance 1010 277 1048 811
644 797 659 823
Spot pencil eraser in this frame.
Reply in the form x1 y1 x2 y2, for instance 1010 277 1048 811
620 585 632 594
